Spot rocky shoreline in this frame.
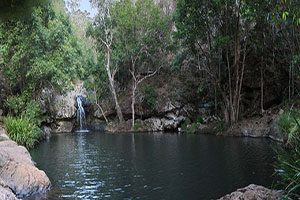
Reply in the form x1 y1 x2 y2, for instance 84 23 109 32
0 127 51 199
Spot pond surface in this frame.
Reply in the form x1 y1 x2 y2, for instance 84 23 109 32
29 132 277 200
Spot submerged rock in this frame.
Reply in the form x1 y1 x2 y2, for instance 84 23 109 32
218 184 281 200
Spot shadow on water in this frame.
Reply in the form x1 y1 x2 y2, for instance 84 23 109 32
28 132 278 200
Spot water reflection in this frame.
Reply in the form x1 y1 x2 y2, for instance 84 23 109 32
29 132 277 200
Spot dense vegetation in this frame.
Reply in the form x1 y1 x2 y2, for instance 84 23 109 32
276 109 300 199
0 0 87 147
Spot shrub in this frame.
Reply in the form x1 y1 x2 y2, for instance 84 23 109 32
141 86 158 110
182 117 191 131
4 116 41 149
133 120 142 131
274 109 300 199
216 120 225 132
277 110 300 147
274 139 300 199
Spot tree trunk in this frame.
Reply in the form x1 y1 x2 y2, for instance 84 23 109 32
260 57 264 113
106 48 124 124
131 81 136 129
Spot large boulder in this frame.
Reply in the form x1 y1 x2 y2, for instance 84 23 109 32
0 140 34 166
0 131 51 199
0 161 51 198
218 184 281 200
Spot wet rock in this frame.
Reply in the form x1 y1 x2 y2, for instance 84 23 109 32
218 184 281 200
144 118 163 131
51 120 74 133
0 161 51 198
40 126 51 140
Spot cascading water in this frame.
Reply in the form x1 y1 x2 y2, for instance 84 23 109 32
76 97 88 132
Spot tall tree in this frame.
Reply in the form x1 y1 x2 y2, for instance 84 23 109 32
87 0 125 124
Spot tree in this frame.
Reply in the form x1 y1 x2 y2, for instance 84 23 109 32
0 4 82 121
111 0 172 128
87 0 125 124
174 0 265 124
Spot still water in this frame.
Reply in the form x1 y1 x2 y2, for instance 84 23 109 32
29 132 277 200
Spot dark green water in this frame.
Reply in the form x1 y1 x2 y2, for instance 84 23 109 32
29 132 277 200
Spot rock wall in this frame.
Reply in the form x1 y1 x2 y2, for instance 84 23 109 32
0 128 51 199
39 81 87 133
223 109 284 142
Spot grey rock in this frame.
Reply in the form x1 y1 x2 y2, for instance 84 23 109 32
0 183 17 200
161 101 181 113
0 161 51 198
0 109 3 116
144 118 163 131
161 114 185 130
0 140 34 166
39 81 87 121
225 113 284 142
40 126 51 140
51 121 74 133
218 184 281 200
0 134 51 199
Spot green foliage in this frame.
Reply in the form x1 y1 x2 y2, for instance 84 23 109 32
141 86 158 110
5 95 26 116
133 120 142 131
278 110 300 147
171 53 184 72
21 100 42 126
0 0 52 20
182 117 199 134
216 120 225 132
274 139 300 199
195 115 204 124
0 5 81 97
4 116 41 149
190 122 198 133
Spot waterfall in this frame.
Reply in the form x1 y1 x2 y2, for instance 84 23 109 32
76 97 88 132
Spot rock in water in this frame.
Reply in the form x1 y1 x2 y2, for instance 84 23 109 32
218 184 281 200
0 161 51 198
